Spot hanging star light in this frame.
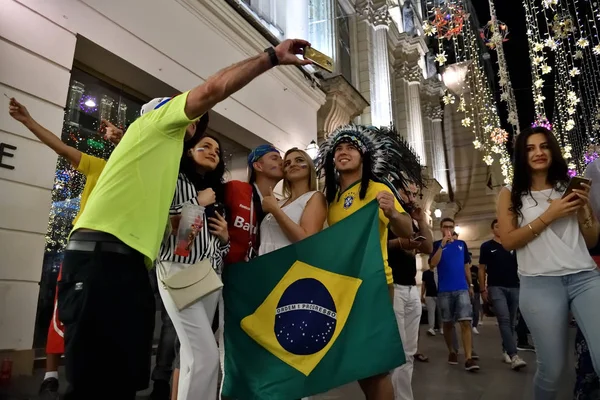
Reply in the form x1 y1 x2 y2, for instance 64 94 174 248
570 67 581 77
594 44 600 55
534 78 545 88
532 55 546 66
565 119 576 131
535 94 547 104
461 117 472 127
577 38 590 48
533 42 545 52
491 128 509 145
442 92 455 105
435 51 448 65
544 38 558 51
473 139 482 149
542 0 558 10
541 64 552 74
423 21 437 36
574 50 584 59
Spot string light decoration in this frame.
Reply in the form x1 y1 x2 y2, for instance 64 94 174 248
44 80 141 253
521 0 600 173
487 0 520 135
79 95 98 114
480 19 509 50
425 0 513 183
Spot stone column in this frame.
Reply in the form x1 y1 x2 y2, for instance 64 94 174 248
404 62 427 165
431 105 449 193
357 0 393 127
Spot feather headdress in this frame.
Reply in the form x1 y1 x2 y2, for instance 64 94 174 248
316 124 424 203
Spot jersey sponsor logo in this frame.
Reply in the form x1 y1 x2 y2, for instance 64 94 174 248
233 215 258 234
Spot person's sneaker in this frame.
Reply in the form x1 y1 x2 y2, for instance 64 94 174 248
472 327 480 335
150 379 171 400
39 377 59 400
502 352 512 364
448 352 458 365
511 355 527 370
517 343 536 352
471 350 480 360
465 359 480 372
427 328 436 336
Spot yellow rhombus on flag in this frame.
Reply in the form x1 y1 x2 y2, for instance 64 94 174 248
241 260 362 376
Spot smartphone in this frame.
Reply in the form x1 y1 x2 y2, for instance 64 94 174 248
205 202 226 220
414 236 426 242
562 176 591 199
303 46 334 73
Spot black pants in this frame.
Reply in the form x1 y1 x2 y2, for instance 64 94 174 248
58 236 155 400
149 270 177 383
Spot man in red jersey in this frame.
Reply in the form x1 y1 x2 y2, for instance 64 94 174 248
224 144 283 264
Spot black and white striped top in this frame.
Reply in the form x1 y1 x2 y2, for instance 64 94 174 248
159 173 230 272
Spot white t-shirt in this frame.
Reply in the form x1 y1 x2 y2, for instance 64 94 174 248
258 191 318 255
505 186 596 276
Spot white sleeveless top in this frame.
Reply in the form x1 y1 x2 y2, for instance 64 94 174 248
259 191 318 255
506 186 596 276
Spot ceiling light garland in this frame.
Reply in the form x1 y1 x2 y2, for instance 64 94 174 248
426 0 513 183
488 0 520 134
521 0 600 173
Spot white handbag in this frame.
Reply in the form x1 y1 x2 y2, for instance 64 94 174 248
157 259 223 311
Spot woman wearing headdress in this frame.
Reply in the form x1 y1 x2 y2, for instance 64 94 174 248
316 124 420 400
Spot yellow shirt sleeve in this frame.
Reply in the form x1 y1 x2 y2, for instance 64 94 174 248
76 153 107 177
141 91 200 137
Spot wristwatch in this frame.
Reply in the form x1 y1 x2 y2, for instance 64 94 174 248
264 47 279 67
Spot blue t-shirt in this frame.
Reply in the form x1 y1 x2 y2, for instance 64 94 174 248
429 239 470 293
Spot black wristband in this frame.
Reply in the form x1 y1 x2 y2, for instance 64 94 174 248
264 47 279 67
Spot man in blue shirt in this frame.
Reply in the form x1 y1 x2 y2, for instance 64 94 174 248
429 218 479 371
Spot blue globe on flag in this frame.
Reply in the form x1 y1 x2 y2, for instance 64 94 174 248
274 278 337 355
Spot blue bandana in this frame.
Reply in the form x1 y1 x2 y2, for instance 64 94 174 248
248 144 279 167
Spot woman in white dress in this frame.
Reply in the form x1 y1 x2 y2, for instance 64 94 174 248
496 126 600 400
259 148 327 255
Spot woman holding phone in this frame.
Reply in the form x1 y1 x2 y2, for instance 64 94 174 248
157 128 230 400
496 126 600 400
258 148 327 255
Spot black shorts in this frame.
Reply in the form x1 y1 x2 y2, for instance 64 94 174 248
58 238 155 399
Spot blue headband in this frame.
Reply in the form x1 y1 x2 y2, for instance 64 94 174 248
248 144 279 167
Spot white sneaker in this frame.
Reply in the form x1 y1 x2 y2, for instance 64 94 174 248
502 352 511 364
511 355 527 370
472 327 480 335
427 328 436 336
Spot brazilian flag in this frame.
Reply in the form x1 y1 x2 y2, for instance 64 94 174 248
222 201 405 399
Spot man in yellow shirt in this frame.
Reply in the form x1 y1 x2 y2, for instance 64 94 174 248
52 39 313 400
317 125 419 400
8 98 123 400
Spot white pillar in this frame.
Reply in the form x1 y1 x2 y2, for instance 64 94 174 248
431 111 449 192
370 14 393 127
406 81 426 165
284 0 309 40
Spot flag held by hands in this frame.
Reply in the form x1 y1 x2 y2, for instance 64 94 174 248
222 201 405 399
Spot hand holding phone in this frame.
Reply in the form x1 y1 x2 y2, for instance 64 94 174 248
562 177 592 200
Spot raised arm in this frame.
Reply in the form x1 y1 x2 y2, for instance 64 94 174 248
184 39 312 120
8 98 81 167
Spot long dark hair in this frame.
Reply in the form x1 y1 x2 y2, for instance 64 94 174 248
510 126 569 217
180 131 226 204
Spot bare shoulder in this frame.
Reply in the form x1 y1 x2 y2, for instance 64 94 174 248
308 191 327 206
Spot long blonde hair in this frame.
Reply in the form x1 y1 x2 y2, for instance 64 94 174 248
282 148 317 198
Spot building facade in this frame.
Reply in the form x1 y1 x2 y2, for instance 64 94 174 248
0 0 450 368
